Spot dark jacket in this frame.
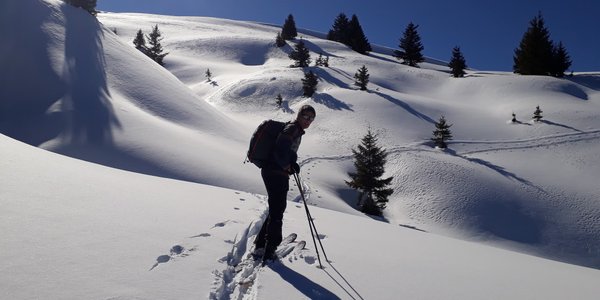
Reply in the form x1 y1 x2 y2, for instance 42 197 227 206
270 121 304 173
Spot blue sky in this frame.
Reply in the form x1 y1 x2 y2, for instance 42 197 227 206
97 0 599 72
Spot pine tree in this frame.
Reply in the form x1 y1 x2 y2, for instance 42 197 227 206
301 71 318 97
275 32 286 47
394 22 424 67
346 128 393 216
281 14 298 40
551 41 572 77
288 40 311 68
533 105 543 122
275 94 283 107
347 14 372 54
133 29 148 54
323 55 329 67
315 53 324 66
354 65 370 91
205 69 212 82
146 25 169 66
327 13 350 45
65 0 97 16
513 12 555 76
432 115 453 149
448 46 467 78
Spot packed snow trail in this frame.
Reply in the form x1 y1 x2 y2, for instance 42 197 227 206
299 128 600 165
210 210 309 300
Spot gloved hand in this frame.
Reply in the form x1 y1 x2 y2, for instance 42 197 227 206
290 162 301 174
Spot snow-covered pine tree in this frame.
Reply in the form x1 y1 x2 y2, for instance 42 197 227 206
301 71 318 97
394 22 424 67
275 32 286 47
281 14 298 40
146 25 169 66
288 40 311 68
533 105 543 122
448 46 467 78
551 41 572 78
432 115 453 149
275 94 283 107
315 53 324 66
513 12 555 76
346 128 393 216
347 14 372 54
205 69 212 82
133 29 147 54
327 13 350 45
354 65 370 91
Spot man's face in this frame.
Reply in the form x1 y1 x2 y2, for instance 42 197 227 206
298 112 315 129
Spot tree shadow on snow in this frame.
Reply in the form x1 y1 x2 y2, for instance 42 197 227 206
539 120 583 132
445 148 537 188
372 91 435 124
444 148 547 244
60 6 121 145
312 93 353 111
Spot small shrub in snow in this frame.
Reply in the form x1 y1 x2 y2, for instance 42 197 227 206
533 105 543 122
301 71 318 97
432 115 453 149
354 65 369 91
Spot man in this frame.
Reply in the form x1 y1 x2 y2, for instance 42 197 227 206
254 104 316 262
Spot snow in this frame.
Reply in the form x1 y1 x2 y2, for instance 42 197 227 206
1 0 600 299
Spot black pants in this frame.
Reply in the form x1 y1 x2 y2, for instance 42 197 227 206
255 168 289 250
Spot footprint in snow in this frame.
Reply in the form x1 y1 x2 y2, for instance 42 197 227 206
212 220 232 228
149 245 186 271
190 233 211 238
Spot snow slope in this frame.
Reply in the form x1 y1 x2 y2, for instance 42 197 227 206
2 0 600 298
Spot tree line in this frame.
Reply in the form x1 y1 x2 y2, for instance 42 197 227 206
277 11 572 78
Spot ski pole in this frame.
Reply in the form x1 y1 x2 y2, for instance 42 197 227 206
294 173 323 268
294 173 329 264
294 174 365 300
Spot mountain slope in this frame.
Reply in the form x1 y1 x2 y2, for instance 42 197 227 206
1 0 599 278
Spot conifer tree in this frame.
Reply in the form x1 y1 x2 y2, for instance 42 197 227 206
394 22 425 67
275 32 286 47
551 41 572 77
346 128 393 216
448 46 467 78
146 25 169 66
513 12 555 76
205 69 212 82
323 55 329 67
533 105 543 122
281 14 298 40
315 53 324 66
354 65 370 91
288 40 311 68
65 0 97 16
301 71 318 97
432 115 453 149
275 94 283 107
327 13 350 45
347 14 372 54
133 29 148 54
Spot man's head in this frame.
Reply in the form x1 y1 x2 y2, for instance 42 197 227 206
296 105 316 129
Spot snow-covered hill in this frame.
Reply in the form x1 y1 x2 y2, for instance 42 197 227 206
1 0 600 299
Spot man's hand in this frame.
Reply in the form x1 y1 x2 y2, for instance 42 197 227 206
291 162 301 174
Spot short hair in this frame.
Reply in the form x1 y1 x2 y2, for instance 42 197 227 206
298 104 316 117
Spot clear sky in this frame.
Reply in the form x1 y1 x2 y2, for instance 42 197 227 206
97 0 600 72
